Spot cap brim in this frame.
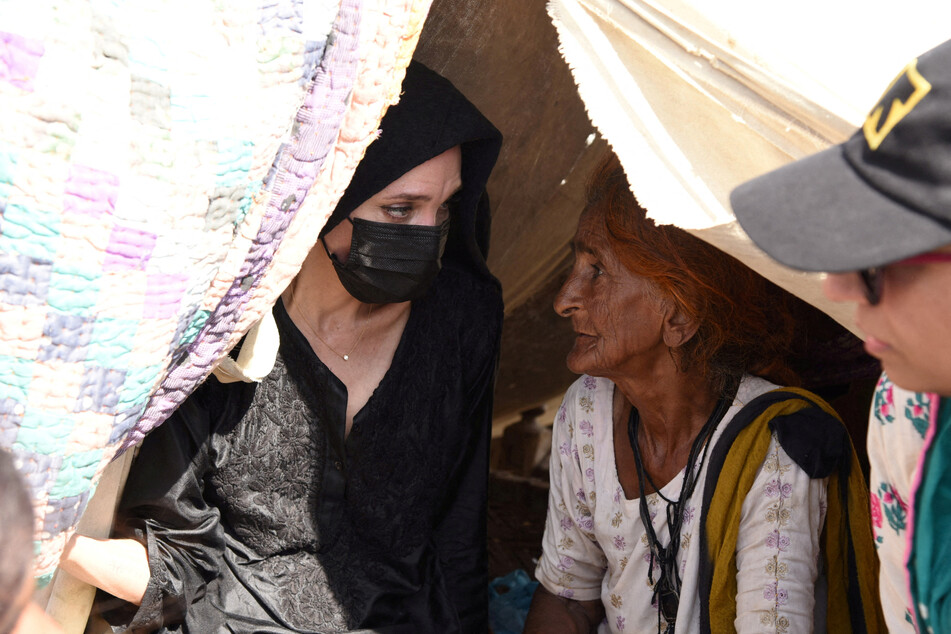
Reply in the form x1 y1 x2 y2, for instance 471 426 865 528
730 145 951 272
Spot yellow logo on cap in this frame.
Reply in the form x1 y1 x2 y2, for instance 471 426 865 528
863 59 931 151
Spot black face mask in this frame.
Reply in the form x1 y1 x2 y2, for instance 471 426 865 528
324 216 450 304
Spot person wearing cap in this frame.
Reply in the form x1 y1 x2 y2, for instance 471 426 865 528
731 38 951 634
57 61 504 633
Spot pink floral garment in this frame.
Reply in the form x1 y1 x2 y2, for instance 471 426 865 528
535 375 828 633
867 373 933 632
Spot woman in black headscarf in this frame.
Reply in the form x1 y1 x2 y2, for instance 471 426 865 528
59 61 503 633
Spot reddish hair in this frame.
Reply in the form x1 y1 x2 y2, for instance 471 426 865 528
585 154 798 395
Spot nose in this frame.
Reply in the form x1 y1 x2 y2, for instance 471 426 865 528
822 272 869 304
554 272 581 317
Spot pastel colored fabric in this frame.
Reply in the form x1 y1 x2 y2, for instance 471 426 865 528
844 374 951 634
0 0 432 582
867 375 924 631
545 0 951 335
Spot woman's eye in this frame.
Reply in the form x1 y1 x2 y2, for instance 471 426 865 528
436 194 460 220
592 264 604 277
441 192 462 211
383 205 412 219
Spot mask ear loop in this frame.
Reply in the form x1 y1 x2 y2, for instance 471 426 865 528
320 235 335 261
321 217 356 264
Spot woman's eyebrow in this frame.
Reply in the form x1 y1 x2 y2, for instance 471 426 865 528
568 239 597 257
380 192 434 202
381 184 464 203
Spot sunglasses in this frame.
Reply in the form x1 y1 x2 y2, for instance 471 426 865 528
859 252 951 305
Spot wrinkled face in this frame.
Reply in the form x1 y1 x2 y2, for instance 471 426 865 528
823 244 951 394
323 145 462 261
553 209 670 378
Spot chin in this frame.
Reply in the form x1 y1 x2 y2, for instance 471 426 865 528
565 355 595 377
565 359 587 376
884 362 951 397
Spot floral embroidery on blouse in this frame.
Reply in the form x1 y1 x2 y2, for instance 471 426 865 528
873 379 896 424
558 555 575 571
559 440 572 458
612 511 623 528
875 482 908 536
573 488 596 537
869 374 923 550
870 491 884 544
760 442 793 633
579 394 594 413
680 532 693 578
873 372 930 438
903 392 931 438
868 374 937 632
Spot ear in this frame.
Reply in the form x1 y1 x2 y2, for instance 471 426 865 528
661 302 699 349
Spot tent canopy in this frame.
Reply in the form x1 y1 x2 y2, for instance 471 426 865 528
414 0 951 423
10 2 948 627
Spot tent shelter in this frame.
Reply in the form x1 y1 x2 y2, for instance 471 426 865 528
5 0 951 629
415 0 951 430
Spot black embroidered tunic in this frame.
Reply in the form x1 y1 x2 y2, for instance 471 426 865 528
104 262 501 633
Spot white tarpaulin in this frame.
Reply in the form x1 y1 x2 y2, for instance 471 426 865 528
547 0 951 333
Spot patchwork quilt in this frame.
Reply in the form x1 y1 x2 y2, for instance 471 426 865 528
0 0 431 581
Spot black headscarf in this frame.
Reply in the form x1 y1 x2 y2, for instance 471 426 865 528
320 60 503 283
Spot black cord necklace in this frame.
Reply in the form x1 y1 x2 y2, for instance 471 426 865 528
627 395 731 634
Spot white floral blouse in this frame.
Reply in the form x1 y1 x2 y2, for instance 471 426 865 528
535 374 828 633
867 374 931 632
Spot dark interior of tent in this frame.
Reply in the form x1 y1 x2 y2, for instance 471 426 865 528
410 0 882 592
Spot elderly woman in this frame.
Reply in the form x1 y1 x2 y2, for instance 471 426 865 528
59 61 503 633
524 155 883 633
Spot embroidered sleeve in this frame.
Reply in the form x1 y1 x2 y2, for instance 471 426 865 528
534 382 606 602
733 432 827 633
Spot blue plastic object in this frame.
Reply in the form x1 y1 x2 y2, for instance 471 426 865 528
488 569 539 634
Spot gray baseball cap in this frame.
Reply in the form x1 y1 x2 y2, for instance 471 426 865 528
731 38 951 272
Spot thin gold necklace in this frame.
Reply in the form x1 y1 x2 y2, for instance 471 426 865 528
295 297 374 362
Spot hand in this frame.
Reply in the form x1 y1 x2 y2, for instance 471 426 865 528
59 534 150 605
523 585 604 633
